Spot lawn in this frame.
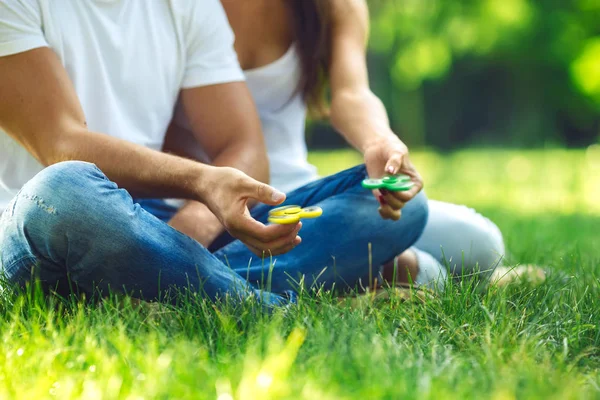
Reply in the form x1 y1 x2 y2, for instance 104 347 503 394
0 149 598 399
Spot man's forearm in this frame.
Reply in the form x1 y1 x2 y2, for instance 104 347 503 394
0 47 262 217
49 129 213 201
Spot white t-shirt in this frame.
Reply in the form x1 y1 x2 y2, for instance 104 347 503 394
0 0 244 211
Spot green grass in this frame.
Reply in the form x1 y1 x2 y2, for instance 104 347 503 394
1 149 599 399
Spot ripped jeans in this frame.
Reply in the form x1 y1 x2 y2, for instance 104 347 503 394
0 161 429 305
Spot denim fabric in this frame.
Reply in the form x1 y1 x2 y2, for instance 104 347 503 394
0 162 428 305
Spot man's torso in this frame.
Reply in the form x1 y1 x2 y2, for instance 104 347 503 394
0 0 191 209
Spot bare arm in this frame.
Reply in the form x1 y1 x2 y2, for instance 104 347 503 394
0 48 211 199
329 0 393 153
0 48 300 255
165 82 269 245
181 82 269 181
328 0 424 220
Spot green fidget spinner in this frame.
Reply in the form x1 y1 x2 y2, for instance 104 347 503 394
361 174 414 191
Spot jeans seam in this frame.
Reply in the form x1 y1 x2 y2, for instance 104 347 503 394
91 164 110 181
1 254 39 278
3 187 24 219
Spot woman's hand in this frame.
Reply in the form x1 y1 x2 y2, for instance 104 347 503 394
363 136 424 220
197 166 302 256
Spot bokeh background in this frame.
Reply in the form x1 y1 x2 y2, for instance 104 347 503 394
307 0 600 150
306 0 600 218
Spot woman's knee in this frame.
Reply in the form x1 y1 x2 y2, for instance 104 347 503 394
416 201 505 279
466 219 504 275
447 211 505 278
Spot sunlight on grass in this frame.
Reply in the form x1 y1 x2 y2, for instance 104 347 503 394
0 149 598 399
308 148 600 215
235 327 306 400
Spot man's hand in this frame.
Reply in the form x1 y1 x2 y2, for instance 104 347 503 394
363 136 424 221
198 166 302 256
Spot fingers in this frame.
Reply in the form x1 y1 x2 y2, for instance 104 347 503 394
375 180 422 221
385 153 404 175
240 234 300 257
378 203 401 221
379 188 407 211
381 189 406 210
231 216 303 255
247 235 303 257
236 215 300 243
392 179 423 202
241 177 286 206
242 227 302 256
244 223 301 251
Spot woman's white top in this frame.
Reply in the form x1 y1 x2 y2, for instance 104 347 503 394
244 44 319 192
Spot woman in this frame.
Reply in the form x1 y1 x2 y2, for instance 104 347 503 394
163 0 505 293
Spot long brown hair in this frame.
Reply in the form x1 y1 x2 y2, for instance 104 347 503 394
285 0 333 118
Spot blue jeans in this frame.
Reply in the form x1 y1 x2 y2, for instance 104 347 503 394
0 161 428 306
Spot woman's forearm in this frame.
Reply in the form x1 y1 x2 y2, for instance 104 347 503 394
330 87 399 153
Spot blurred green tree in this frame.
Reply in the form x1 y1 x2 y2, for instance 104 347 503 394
307 0 600 150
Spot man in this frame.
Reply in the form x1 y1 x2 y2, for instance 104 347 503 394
0 0 300 305
0 0 428 306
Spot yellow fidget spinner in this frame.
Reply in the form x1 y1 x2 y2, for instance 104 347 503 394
267 205 323 225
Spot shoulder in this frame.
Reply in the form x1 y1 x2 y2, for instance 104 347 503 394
0 0 46 58
169 0 225 25
0 0 43 22
169 0 232 44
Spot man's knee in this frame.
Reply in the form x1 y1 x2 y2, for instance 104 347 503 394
25 161 102 195
11 161 106 228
